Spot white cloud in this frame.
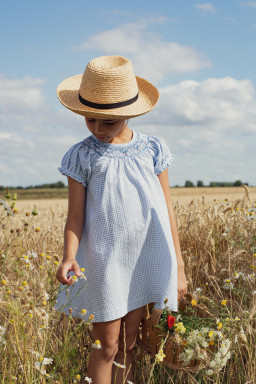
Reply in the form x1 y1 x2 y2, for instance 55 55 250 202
195 3 216 12
239 1 256 9
72 21 211 83
147 77 256 132
0 74 46 111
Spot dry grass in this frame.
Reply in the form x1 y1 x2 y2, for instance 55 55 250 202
0 186 255 383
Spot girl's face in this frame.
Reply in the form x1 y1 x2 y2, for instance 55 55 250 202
85 117 128 143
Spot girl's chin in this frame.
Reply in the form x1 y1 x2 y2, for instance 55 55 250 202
97 136 111 141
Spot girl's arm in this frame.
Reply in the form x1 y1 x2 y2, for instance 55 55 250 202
64 177 86 262
157 168 188 299
55 177 86 285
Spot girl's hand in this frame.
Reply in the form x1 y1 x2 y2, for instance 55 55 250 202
55 260 82 286
177 267 188 300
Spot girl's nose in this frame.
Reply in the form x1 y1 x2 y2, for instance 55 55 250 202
94 120 103 134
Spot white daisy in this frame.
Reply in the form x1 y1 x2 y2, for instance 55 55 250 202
42 357 53 365
113 361 126 368
206 369 214 376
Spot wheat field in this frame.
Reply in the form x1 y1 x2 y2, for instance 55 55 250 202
0 186 255 383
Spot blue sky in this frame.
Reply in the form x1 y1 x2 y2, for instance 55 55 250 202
1 0 256 187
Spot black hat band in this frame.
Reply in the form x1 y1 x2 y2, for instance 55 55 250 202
78 93 139 110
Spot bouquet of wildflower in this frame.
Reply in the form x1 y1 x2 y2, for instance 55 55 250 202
138 293 233 374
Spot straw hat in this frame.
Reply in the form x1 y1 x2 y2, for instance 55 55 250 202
57 55 159 119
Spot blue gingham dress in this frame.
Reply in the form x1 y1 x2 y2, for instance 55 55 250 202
54 129 178 323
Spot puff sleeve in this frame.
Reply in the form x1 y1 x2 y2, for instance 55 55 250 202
150 135 174 175
58 141 91 187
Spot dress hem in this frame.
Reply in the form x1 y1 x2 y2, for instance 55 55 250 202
54 295 178 323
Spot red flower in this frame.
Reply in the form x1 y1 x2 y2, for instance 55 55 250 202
167 315 176 330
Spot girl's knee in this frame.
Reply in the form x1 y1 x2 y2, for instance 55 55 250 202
92 318 121 359
100 338 119 360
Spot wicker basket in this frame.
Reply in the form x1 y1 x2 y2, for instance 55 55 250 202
136 293 215 372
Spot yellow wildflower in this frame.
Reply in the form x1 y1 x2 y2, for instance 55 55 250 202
208 340 214 346
81 267 85 272
13 208 18 213
208 330 214 338
217 322 223 329
53 261 59 265
175 323 186 333
191 299 197 306
81 309 87 314
221 300 227 306
235 317 240 321
22 281 28 286
40 253 45 257
1 280 7 286
76 375 81 380
26 211 30 216
35 227 41 232
42 301 47 306
155 348 166 363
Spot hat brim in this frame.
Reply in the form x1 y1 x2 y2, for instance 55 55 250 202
57 75 159 119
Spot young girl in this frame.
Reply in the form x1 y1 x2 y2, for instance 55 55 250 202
55 55 188 384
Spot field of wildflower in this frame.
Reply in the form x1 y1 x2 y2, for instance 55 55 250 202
0 186 255 384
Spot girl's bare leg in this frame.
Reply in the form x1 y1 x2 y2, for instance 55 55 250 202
111 305 146 384
87 317 122 384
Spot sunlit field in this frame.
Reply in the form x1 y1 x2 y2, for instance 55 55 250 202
0 186 255 383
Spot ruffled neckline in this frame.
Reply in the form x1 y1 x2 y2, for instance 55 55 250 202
83 129 149 158
90 129 137 148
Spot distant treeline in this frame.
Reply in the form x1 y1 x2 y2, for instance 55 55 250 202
0 181 66 190
180 180 249 188
0 180 251 190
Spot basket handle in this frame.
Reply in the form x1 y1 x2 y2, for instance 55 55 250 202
149 308 163 326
